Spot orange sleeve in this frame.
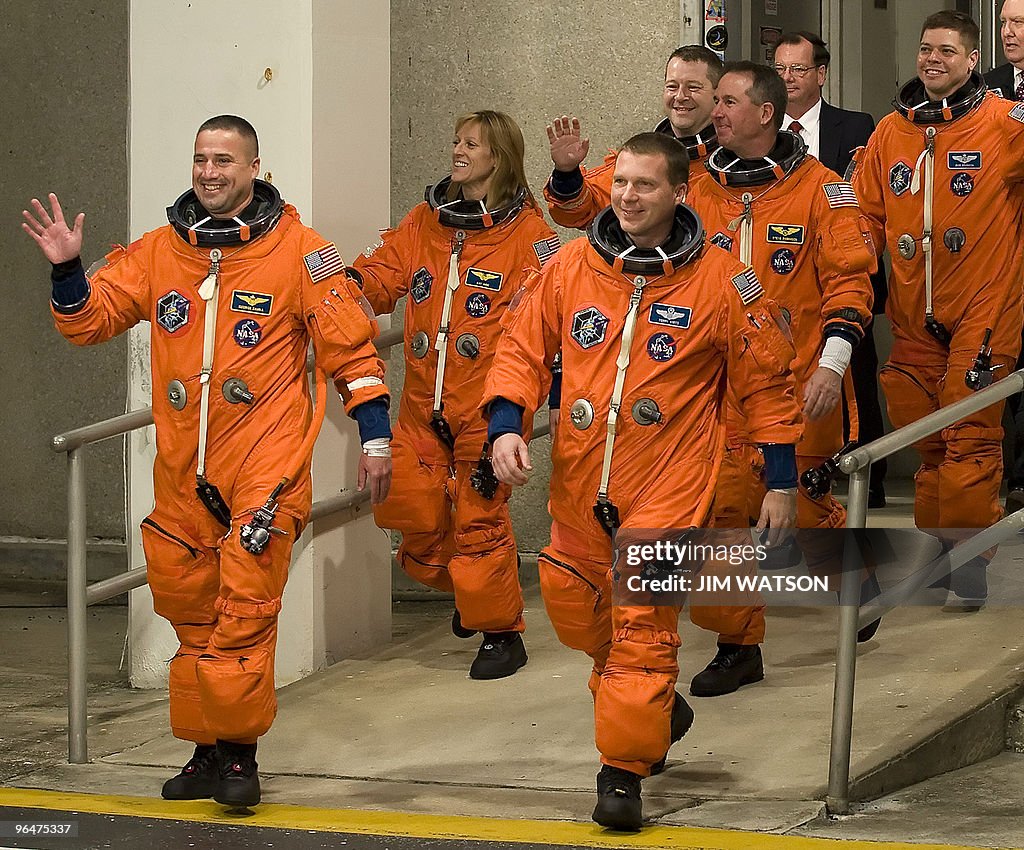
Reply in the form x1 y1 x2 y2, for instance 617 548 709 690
299 233 389 414
812 180 876 346
543 153 617 230
51 239 152 346
350 207 422 316
722 266 803 446
482 255 564 418
849 135 888 256
997 99 1024 184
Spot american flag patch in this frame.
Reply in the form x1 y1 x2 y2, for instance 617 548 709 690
731 267 764 305
822 182 860 208
303 243 346 283
533 235 561 267
1010 102 1024 123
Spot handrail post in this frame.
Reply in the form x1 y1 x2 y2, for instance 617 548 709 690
826 464 870 813
66 447 89 764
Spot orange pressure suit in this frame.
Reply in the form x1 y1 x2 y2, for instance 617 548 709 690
353 181 558 633
482 206 801 775
544 121 719 230
52 184 388 745
851 76 1024 549
684 132 876 642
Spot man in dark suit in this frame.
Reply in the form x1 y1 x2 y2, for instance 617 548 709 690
984 0 1024 511
984 0 1024 100
774 31 889 508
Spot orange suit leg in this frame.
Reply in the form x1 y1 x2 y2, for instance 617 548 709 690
880 348 1010 531
141 508 222 745
196 510 298 744
448 461 524 633
539 527 682 778
374 420 456 593
690 445 766 645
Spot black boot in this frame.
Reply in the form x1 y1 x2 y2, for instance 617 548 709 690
650 690 694 775
857 572 883 643
593 764 643 831
214 740 261 807
689 643 764 697
161 744 219 800
469 632 528 680
944 556 988 613
451 609 477 639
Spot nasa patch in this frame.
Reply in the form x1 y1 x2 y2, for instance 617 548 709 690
889 161 912 196
466 268 503 291
648 302 692 329
710 231 734 251
947 151 981 170
233 319 262 348
950 172 974 197
570 306 609 350
771 248 796 275
156 290 191 334
646 332 677 362
410 267 433 304
766 224 805 245
465 292 491 318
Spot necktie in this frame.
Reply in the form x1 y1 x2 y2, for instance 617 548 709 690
1015 74 1024 102
788 120 804 135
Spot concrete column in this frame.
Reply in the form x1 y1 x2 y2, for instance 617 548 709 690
126 0 391 688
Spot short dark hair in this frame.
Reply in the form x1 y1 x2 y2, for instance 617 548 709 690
619 132 690 186
722 61 788 132
920 10 979 54
776 31 830 68
196 115 259 159
666 45 725 86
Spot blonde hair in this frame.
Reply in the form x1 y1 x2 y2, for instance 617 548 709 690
448 110 536 209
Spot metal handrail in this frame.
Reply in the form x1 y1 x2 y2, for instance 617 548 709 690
826 368 1024 813
52 319 546 763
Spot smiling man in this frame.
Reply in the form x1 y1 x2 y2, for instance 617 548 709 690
544 45 723 231
483 132 800 830
684 62 878 686
21 115 392 809
851 11 1024 612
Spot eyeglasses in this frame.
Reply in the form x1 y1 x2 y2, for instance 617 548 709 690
772 63 815 77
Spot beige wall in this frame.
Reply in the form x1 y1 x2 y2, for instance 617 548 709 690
1 2 129 549
389 1 681 551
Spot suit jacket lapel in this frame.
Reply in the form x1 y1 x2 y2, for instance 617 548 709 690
818 101 843 174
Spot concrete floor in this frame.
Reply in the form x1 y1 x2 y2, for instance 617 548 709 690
3 493 1024 848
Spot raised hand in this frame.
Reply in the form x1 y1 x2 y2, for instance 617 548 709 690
22 193 85 264
546 115 590 172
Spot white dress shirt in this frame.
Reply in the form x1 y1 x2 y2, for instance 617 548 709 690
783 97 822 161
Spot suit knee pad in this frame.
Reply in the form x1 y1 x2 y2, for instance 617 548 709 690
538 551 610 658
168 650 210 743
198 616 278 742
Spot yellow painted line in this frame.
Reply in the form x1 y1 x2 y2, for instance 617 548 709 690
0 787 998 850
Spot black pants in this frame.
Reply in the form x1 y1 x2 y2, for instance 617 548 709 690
848 323 887 493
